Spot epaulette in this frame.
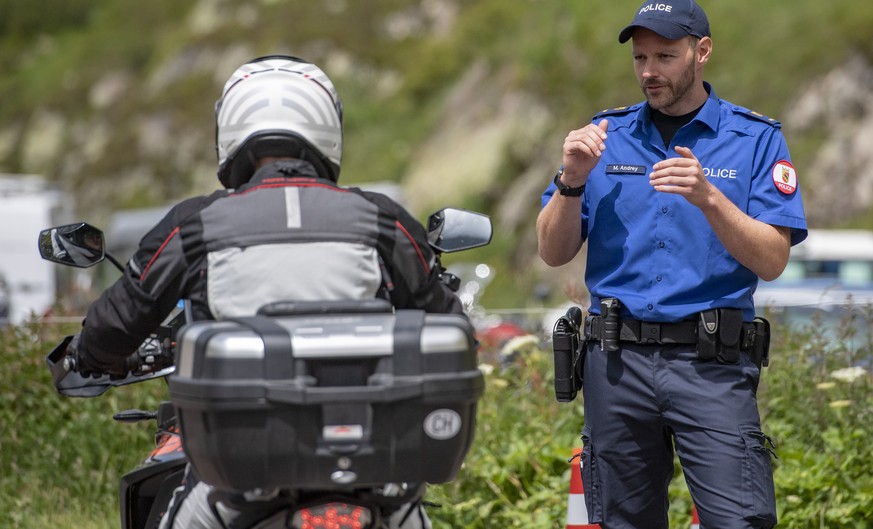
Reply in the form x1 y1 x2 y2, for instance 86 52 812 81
733 106 781 128
593 104 640 120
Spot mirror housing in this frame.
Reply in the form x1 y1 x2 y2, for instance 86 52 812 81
427 208 492 253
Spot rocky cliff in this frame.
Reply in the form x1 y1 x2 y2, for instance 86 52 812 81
3 0 872 306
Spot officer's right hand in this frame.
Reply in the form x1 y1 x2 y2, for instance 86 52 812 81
561 119 609 187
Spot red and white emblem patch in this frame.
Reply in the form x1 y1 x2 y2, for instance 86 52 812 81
771 160 797 195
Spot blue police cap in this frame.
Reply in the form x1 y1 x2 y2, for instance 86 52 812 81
618 0 711 43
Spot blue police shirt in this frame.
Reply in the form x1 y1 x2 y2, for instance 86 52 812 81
542 83 808 322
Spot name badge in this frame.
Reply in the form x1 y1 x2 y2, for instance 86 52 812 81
606 164 647 175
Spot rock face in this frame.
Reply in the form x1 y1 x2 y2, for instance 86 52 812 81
404 60 553 216
2 3 872 308
784 53 873 226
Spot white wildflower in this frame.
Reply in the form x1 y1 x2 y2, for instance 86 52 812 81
830 366 867 383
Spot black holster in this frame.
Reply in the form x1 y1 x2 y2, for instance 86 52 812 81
552 307 585 402
599 298 622 352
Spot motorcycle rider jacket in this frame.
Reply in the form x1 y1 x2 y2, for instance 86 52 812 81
76 160 464 372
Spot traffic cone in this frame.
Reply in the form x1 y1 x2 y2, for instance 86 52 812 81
690 504 700 529
566 447 600 529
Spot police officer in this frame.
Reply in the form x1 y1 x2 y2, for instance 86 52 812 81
537 1 807 528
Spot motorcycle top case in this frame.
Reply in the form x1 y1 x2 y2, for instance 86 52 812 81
168 309 483 493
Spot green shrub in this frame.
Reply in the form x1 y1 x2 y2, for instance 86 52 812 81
0 321 166 529
2 305 872 528
429 306 873 528
762 307 873 527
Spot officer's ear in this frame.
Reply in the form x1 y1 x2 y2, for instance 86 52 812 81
695 36 712 68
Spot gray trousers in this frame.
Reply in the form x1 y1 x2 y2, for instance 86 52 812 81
158 466 432 529
580 343 777 529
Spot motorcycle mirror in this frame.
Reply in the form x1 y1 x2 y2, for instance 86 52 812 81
38 222 106 268
427 208 493 253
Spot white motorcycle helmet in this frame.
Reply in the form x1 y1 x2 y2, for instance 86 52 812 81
215 55 344 189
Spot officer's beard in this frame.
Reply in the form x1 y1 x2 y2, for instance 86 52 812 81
642 60 697 115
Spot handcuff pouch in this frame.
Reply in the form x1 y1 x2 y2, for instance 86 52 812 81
696 308 744 364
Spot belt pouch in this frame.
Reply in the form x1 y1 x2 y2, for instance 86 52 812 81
697 310 719 360
717 308 743 364
752 317 771 367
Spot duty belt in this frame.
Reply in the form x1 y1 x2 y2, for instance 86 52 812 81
584 315 757 351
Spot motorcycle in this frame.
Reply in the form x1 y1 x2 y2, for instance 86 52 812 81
38 207 492 529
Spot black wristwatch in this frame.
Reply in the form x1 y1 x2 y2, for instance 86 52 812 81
554 169 585 197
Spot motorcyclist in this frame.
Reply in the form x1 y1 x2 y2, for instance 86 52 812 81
66 55 463 529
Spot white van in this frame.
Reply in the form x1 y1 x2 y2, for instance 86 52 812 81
755 229 873 313
0 175 68 323
775 229 873 286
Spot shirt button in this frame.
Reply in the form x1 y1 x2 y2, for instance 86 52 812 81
658 241 666 248
647 304 654 310
656 276 662 282
661 207 668 214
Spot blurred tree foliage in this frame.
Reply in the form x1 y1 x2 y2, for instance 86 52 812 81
5 0 873 193
0 0 94 42
2 0 873 310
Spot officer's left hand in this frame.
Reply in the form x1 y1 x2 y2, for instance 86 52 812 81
649 146 716 209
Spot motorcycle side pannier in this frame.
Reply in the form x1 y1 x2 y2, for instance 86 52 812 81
168 307 483 493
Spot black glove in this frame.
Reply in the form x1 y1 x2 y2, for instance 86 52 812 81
128 337 174 376
66 333 128 378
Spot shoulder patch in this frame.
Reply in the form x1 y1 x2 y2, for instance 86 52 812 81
593 104 640 120
733 107 782 128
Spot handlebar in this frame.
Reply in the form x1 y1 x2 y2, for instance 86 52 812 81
48 334 177 398
47 300 190 397
61 336 174 377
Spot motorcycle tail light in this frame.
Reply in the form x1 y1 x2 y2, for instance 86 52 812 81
290 502 373 529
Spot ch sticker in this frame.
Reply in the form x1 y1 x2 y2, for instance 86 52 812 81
771 160 797 195
424 409 462 440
